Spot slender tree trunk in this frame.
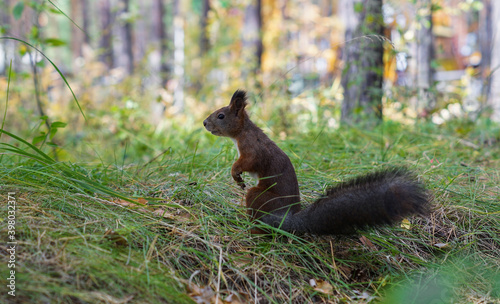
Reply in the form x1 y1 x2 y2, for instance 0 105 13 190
81 0 91 45
173 0 185 112
340 0 384 124
135 1 147 62
154 0 169 87
0 0 10 74
242 0 263 75
416 0 435 111
488 0 500 121
479 0 492 80
479 0 492 103
321 0 334 17
6 0 23 72
99 0 113 69
121 0 134 74
71 0 84 64
200 0 211 56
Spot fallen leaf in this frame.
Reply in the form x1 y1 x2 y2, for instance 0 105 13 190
309 279 333 294
353 290 376 301
136 198 148 205
103 230 129 247
113 199 138 208
152 209 175 219
359 236 377 250
187 284 214 304
433 243 449 249
88 291 134 303
223 291 250 303
401 218 411 229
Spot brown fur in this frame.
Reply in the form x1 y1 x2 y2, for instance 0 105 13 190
203 90 301 232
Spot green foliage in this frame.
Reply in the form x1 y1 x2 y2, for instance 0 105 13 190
31 118 66 146
0 37 85 120
0 1 499 302
12 1 24 20
383 258 500 303
1 115 499 302
42 37 66 47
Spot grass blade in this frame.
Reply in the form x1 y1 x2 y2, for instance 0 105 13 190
0 36 86 120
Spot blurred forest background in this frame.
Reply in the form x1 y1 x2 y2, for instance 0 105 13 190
0 0 499 159
1 1 500 302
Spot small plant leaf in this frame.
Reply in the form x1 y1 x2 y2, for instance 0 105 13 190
36 60 46 68
51 121 67 128
30 25 39 39
18 44 27 56
49 121 66 139
49 128 57 139
48 7 63 14
354 2 363 13
12 2 25 20
44 38 66 47
32 133 46 145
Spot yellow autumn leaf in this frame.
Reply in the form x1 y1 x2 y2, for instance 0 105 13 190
401 219 411 230
309 279 333 294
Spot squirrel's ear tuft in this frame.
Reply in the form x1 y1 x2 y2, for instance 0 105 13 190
229 89 248 115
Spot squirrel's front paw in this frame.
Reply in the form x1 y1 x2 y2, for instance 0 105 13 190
233 173 246 189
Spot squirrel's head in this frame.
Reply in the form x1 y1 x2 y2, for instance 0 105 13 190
203 90 248 138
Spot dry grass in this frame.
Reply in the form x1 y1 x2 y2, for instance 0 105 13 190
1 120 499 303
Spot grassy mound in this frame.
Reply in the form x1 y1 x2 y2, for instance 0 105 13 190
1 120 499 303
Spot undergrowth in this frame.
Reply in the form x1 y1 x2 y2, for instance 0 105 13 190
0 117 499 303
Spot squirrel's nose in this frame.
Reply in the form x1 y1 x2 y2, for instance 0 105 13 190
203 119 207 127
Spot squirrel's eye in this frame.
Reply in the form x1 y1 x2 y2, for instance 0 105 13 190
217 113 225 119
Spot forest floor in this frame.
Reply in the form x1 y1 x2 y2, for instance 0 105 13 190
0 119 499 303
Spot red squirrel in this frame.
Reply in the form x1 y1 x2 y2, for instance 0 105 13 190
203 90 430 235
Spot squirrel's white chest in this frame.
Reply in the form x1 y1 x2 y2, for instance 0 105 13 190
248 172 259 180
231 138 241 157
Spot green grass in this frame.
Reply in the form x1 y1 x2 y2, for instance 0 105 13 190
1 117 499 303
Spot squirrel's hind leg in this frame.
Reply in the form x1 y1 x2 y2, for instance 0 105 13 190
245 187 281 220
246 187 298 234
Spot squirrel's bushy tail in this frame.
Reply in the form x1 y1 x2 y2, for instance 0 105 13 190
260 168 431 235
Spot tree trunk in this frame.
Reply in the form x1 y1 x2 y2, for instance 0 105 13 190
242 0 263 75
81 0 91 45
488 0 500 121
340 0 384 124
121 0 134 74
416 0 435 111
0 0 10 74
479 0 492 83
200 0 211 56
173 0 185 112
70 0 84 64
6 0 24 72
154 0 169 87
99 0 113 69
135 1 148 62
